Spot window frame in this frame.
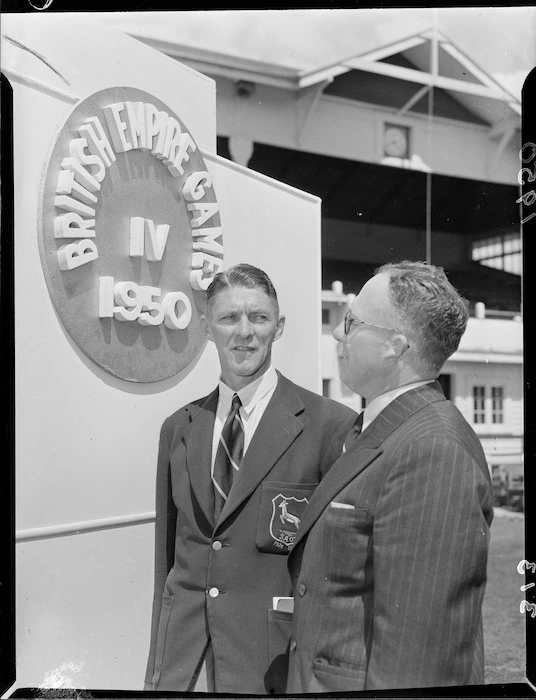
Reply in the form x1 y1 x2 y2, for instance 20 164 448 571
472 385 486 424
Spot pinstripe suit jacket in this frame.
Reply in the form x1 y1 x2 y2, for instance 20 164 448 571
286 382 494 693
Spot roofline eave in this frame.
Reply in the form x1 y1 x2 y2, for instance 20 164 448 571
125 29 521 119
125 31 302 90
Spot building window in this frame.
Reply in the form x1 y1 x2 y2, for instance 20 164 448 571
473 386 486 424
492 386 504 424
472 233 521 276
322 379 331 398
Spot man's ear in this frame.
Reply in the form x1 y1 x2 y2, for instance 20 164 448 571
274 315 286 342
201 314 214 342
385 332 409 359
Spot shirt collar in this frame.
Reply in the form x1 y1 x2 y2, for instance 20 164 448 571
363 379 434 430
218 365 278 415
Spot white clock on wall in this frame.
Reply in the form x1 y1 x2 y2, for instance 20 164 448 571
383 124 410 158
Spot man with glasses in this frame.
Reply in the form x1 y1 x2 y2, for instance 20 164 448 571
286 260 493 693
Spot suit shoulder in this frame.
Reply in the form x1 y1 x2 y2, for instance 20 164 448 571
162 392 216 431
390 399 487 468
281 375 357 420
302 389 357 420
408 399 479 439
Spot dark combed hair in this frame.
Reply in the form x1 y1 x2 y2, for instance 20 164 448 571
206 263 279 313
376 260 469 371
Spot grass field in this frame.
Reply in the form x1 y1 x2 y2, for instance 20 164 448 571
483 510 526 684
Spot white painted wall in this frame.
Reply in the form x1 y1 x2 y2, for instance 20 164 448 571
1 14 217 153
455 317 523 356
447 359 524 438
213 76 520 185
7 15 321 692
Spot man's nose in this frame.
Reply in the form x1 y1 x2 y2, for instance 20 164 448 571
236 315 253 337
333 321 345 342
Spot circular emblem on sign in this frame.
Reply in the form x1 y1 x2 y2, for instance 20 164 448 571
38 87 223 382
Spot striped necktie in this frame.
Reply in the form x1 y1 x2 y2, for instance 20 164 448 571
343 411 364 454
213 394 244 520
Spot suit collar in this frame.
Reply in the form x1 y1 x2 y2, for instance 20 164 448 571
215 372 305 529
290 381 446 551
358 380 445 448
183 388 219 527
272 371 306 415
362 379 434 431
183 373 306 531
217 365 278 416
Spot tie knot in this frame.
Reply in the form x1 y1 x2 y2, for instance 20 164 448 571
342 411 364 454
231 393 242 411
354 411 364 434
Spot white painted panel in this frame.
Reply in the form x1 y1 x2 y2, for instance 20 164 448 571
15 152 321 533
14 166 320 688
214 75 519 185
15 524 154 690
12 27 321 692
445 361 523 438
457 317 523 355
1 13 216 153
203 152 322 393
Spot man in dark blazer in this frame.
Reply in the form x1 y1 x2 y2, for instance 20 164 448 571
286 260 494 693
144 263 356 694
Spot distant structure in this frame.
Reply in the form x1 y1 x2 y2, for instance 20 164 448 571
131 26 523 479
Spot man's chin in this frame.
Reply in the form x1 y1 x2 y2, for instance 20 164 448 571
232 363 262 377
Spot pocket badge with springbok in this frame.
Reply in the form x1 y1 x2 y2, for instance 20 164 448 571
269 493 309 549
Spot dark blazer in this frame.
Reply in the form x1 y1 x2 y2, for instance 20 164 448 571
144 371 356 693
286 381 494 693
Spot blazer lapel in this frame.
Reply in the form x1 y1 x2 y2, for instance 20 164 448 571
183 388 219 527
291 381 446 551
216 374 304 529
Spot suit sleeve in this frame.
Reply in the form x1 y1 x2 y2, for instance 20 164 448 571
365 436 491 689
144 420 178 687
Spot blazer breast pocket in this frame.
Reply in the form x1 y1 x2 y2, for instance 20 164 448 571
321 506 372 587
256 480 317 554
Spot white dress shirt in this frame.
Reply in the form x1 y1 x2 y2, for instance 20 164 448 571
211 364 279 474
361 379 434 433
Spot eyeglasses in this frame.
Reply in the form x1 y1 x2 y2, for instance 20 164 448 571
344 311 403 337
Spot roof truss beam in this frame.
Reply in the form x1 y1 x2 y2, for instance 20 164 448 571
342 56 510 101
488 117 520 138
396 84 432 117
351 34 426 63
296 79 331 144
489 127 516 176
296 30 430 89
440 40 518 103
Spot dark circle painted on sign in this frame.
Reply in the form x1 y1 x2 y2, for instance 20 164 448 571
38 87 223 382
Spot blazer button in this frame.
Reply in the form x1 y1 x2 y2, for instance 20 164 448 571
290 640 297 652
298 583 306 596
211 540 222 551
208 587 219 598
